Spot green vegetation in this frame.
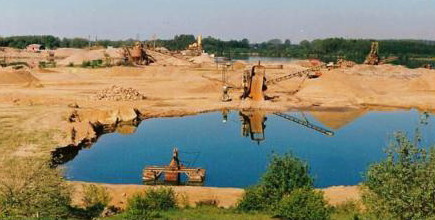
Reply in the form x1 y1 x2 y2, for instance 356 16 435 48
107 206 273 220
81 59 104 68
122 187 177 219
237 153 316 212
275 188 331 220
362 132 435 220
78 184 112 218
0 159 71 219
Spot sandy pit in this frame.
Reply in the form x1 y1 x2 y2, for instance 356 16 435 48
1 47 435 208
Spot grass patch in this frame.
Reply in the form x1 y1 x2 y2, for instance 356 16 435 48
107 206 273 220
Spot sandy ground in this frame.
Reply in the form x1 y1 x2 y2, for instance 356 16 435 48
1 47 434 208
70 182 361 209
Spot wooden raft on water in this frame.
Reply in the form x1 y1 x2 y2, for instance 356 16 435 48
142 148 206 183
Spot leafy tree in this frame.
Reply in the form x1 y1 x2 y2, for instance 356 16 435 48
238 153 313 211
363 132 435 220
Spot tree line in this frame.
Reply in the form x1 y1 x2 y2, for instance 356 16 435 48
1 35 434 67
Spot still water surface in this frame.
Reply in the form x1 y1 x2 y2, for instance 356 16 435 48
64 110 434 188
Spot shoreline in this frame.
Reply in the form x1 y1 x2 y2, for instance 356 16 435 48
69 181 361 209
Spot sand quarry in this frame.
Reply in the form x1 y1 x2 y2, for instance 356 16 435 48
1 47 435 208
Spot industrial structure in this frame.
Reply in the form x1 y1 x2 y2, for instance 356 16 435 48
122 42 155 65
364 42 381 65
364 41 397 65
184 35 203 56
241 62 325 101
143 148 206 185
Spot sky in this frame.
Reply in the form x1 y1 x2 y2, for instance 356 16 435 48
0 0 434 43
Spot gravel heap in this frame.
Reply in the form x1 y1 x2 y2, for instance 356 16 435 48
94 85 146 101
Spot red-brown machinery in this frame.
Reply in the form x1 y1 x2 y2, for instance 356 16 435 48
143 148 206 184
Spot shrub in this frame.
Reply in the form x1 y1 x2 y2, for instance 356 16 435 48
261 153 313 203
332 201 363 220
67 62 74 67
0 159 71 219
275 188 331 220
79 184 111 217
237 186 269 211
363 132 435 220
238 153 313 211
124 187 177 219
82 184 111 208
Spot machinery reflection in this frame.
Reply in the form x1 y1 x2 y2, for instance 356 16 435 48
223 109 334 144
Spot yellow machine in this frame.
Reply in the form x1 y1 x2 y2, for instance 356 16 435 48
186 35 203 56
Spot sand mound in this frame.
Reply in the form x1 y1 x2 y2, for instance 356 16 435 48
0 70 40 84
148 50 191 66
58 49 113 66
54 48 86 58
189 54 215 64
233 61 247 70
348 64 421 78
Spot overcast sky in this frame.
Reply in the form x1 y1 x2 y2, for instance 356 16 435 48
1 0 434 43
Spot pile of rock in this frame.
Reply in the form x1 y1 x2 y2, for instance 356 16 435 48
94 85 146 101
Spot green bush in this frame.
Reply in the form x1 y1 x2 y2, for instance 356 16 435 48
0 159 71 219
82 184 111 208
238 153 313 211
78 184 112 217
363 132 435 220
124 187 177 219
237 186 269 211
275 188 331 220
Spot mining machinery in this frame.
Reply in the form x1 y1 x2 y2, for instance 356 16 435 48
364 42 381 65
185 35 203 56
364 41 398 65
122 42 156 65
241 62 325 101
143 148 206 185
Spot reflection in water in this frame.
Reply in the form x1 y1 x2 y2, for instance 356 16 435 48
235 110 334 144
239 110 267 143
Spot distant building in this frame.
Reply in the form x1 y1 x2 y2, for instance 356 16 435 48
26 44 43 52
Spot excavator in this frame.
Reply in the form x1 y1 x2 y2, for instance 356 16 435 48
241 62 326 101
237 110 334 144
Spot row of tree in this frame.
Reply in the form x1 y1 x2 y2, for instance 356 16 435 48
1 35 434 67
